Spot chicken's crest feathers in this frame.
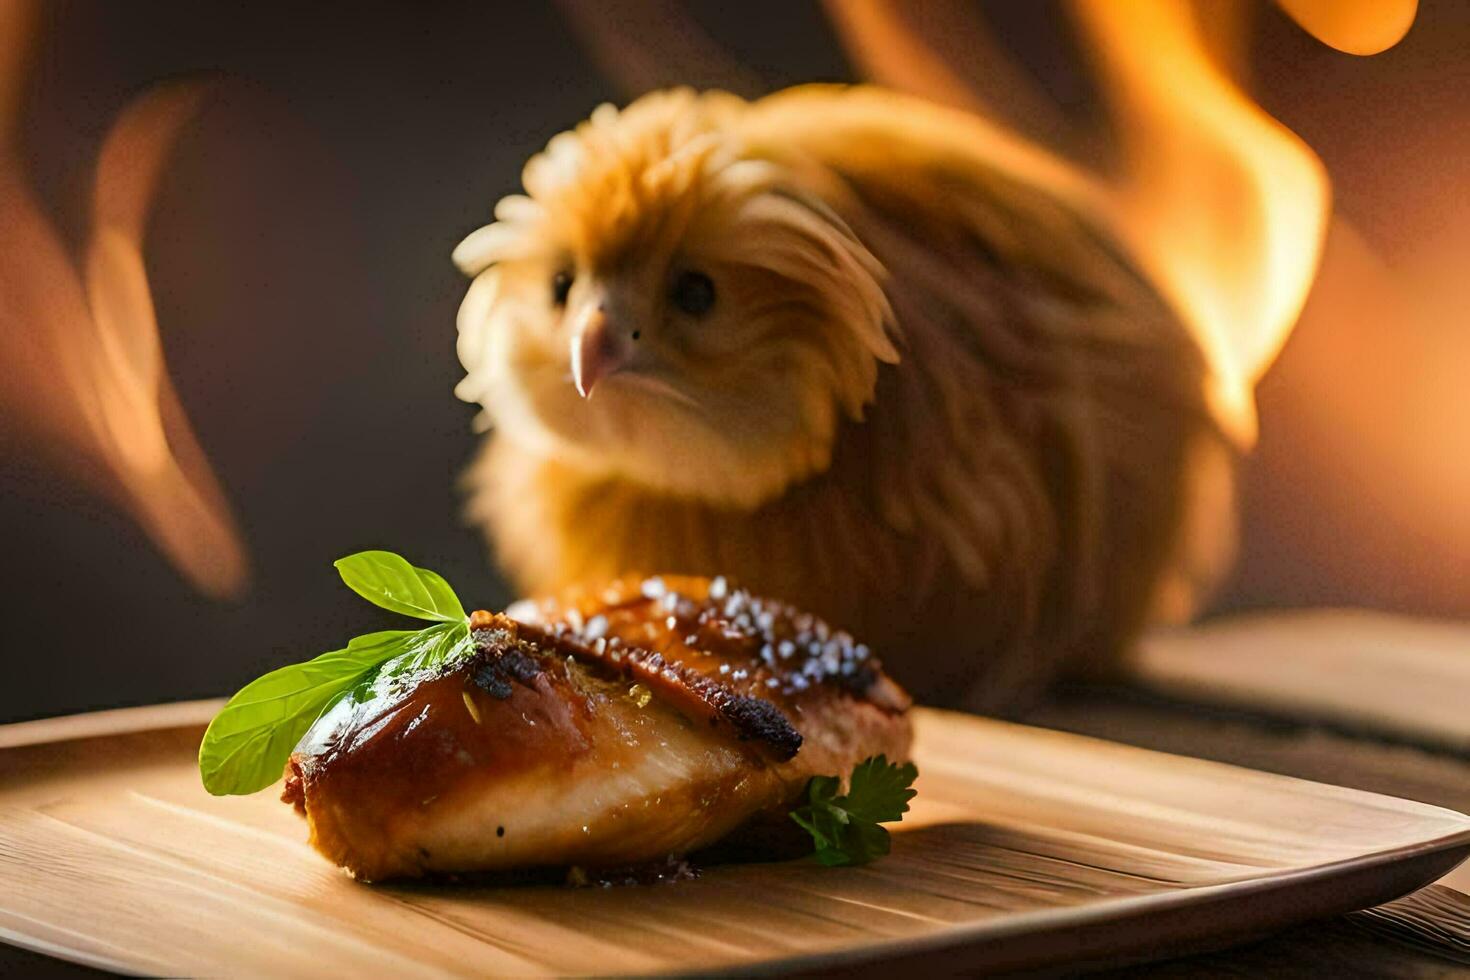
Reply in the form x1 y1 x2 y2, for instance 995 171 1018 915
453 88 899 509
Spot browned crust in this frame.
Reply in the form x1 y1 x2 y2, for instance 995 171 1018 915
475 613 804 759
513 574 910 697
281 758 306 814
483 576 910 760
285 634 605 878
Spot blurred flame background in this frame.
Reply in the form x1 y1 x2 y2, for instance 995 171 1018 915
0 0 1464 720
0 2 247 600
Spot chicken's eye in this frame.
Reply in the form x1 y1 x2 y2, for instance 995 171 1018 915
670 270 716 317
551 270 573 307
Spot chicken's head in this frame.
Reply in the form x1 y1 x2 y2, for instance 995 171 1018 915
453 89 897 508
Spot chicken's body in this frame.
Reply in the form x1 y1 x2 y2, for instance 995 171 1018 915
456 86 1230 709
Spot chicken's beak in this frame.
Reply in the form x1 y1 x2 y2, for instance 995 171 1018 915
569 303 631 399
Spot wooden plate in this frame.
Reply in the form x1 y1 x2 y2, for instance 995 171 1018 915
2 702 1467 976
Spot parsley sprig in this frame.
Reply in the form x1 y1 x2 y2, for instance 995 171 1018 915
198 551 475 796
789 755 919 866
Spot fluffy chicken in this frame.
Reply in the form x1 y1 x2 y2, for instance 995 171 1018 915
453 85 1231 708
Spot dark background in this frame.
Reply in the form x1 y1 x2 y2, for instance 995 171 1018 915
1 1 1465 723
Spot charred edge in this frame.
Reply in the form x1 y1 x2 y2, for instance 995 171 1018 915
715 693 804 759
637 582 903 711
470 625 546 700
514 617 806 761
626 647 804 761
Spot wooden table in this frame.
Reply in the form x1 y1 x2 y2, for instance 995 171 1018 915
5 646 1469 975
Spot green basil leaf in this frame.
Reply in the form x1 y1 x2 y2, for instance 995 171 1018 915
198 629 418 796
379 620 473 678
334 550 467 622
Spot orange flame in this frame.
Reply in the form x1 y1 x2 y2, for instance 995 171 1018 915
1071 0 1330 443
825 1 1416 449
1275 0 1418 56
0 4 248 598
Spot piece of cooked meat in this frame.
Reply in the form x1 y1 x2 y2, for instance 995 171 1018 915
283 575 912 881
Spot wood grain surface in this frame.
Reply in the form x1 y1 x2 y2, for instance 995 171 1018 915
1133 610 1470 751
2 703 1467 976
